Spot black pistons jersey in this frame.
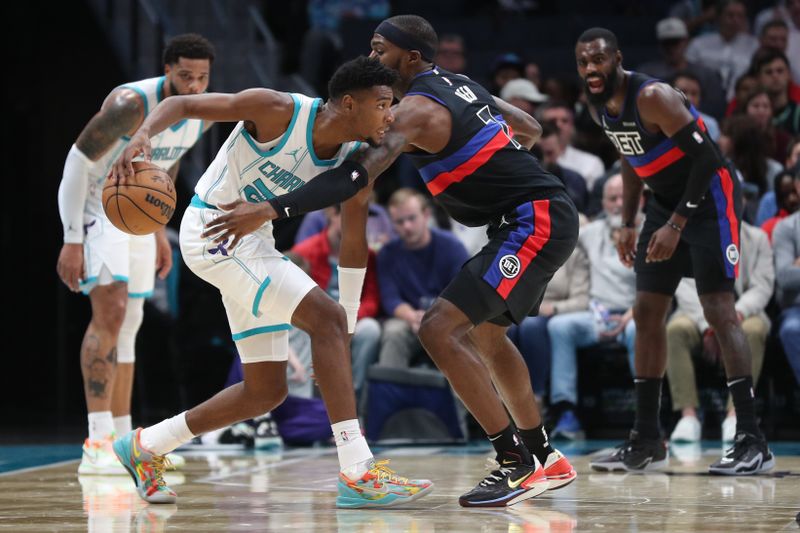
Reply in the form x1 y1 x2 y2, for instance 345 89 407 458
597 71 728 214
404 67 563 227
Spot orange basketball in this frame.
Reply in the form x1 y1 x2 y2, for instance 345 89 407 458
102 161 177 235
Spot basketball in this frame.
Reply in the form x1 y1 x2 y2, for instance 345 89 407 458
102 161 177 235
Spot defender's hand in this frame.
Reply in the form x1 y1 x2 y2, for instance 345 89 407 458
155 229 173 279
616 227 637 268
57 243 85 292
646 225 680 263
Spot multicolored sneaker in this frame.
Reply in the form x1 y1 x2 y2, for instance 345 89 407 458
164 452 185 471
336 459 434 508
78 436 128 475
459 457 549 507
542 449 577 489
113 429 177 504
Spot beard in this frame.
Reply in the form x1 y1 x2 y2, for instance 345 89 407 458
585 67 619 106
169 79 181 96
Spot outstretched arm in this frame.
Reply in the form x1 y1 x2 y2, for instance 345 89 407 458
492 96 541 150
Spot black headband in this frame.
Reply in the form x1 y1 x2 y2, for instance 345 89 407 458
374 20 435 61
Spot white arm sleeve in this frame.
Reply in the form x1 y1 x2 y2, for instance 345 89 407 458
337 266 366 334
58 145 92 244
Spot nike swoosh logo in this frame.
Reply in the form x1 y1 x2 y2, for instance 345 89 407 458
727 377 747 387
132 436 141 459
284 207 292 218
686 201 698 208
501 459 516 465
507 471 533 489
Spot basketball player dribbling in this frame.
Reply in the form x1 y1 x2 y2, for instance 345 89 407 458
205 15 579 507
109 56 433 508
574 28 774 474
56 33 215 475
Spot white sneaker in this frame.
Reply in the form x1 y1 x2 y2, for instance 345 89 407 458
165 452 185 470
669 416 701 443
721 415 737 443
78 437 128 475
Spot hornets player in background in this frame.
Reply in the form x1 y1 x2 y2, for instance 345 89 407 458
110 57 433 508
203 15 579 507
574 28 773 475
56 33 215 475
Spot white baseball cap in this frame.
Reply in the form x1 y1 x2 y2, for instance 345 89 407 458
500 79 549 103
656 17 689 40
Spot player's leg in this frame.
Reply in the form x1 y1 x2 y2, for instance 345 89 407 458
418 300 548 507
110 296 142 436
467 322 576 490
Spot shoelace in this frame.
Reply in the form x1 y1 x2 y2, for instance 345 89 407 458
150 455 173 490
723 434 753 460
479 466 514 487
369 460 409 485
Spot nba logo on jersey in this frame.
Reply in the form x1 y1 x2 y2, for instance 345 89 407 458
499 254 521 279
726 244 740 266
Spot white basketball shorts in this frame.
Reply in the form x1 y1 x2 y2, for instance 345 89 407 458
79 213 156 298
179 201 316 363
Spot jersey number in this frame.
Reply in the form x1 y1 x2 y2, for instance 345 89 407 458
476 105 521 150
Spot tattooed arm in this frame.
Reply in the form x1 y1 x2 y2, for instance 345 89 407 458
57 89 145 291
492 96 542 150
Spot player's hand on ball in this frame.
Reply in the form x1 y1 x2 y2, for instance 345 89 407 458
646 225 680 263
201 200 274 249
616 227 637 267
111 131 152 184
57 243 85 292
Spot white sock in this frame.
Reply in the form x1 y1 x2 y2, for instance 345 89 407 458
139 411 195 455
88 411 114 441
332 419 373 479
113 415 132 436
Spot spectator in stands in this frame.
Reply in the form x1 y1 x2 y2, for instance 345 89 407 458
535 120 588 213
760 18 790 52
508 238 590 404
538 101 605 188
290 205 382 401
376 189 469 369
295 199 395 252
725 72 759 117
547 174 638 440
525 61 541 88
638 17 726 119
762 171 799 241
500 78 548 116
669 0 718 36
741 88 791 161
751 47 800 136
755 137 800 226
435 33 467 74
667 222 774 443
672 71 721 140
686 0 758 98
489 52 524 95
773 171 800 386
753 0 800 83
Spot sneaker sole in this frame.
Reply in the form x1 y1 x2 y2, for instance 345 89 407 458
337 483 434 508
546 470 577 490
254 437 283 450
623 456 669 472
77 462 128 475
708 455 775 476
458 480 550 508
590 461 627 472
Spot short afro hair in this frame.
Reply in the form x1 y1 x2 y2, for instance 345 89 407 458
327 56 399 100
383 14 439 59
577 27 619 53
163 33 215 65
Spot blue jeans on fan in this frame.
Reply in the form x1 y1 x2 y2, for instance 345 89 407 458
779 306 800 385
507 316 551 397
548 310 636 406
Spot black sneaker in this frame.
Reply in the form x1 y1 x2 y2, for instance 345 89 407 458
708 432 774 475
254 413 283 450
458 459 549 507
218 421 255 448
590 431 668 472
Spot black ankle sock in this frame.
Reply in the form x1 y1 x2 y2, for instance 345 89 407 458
633 377 662 439
728 375 761 437
518 424 555 465
487 425 533 465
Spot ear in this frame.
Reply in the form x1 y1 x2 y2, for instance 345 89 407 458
616 50 623 65
407 50 423 66
340 94 355 113
164 63 172 76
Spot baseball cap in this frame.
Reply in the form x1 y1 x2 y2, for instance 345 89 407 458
500 78 549 103
656 17 688 40
491 53 525 75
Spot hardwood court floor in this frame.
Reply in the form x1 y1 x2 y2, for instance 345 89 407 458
1 442 798 532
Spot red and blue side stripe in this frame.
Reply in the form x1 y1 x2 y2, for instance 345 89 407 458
708 167 739 279
625 106 707 179
482 200 551 299
418 119 510 196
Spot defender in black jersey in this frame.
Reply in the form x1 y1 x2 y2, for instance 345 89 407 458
210 15 580 506
576 28 773 475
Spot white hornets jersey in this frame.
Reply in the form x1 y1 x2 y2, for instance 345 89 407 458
84 76 205 217
193 93 362 229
